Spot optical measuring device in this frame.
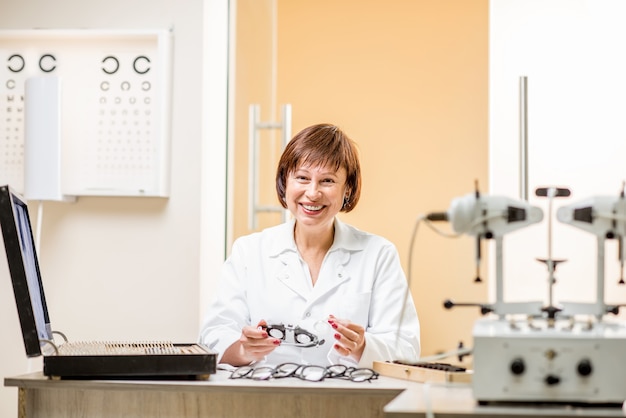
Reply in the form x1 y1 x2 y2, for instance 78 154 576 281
431 185 626 405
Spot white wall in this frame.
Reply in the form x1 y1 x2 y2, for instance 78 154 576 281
490 0 626 312
0 0 228 415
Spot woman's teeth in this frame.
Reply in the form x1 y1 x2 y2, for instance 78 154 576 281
303 204 323 211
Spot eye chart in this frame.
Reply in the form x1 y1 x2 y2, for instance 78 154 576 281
0 29 172 197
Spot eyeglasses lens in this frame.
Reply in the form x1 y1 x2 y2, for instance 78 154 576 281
349 369 378 382
230 366 253 379
250 366 275 380
273 363 301 378
326 364 348 378
300 365 327 381
295 332 313 344
268 328 285 339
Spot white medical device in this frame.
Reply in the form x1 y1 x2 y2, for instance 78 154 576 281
435 186 626 406
446 192 544 237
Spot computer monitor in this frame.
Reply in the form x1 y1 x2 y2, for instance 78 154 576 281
0 184 52 357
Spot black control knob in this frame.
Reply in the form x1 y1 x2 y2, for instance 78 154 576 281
577 359 593 377
545 374 560 385
510 358 525 375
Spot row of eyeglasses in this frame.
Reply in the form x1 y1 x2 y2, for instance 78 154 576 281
229 363 379 383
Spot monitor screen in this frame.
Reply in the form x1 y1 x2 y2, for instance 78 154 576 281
0 185 52 357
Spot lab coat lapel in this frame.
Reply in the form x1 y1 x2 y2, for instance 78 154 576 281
274 251 310 299
269 218 363 302
267 219 311 299
308 218 362 304
308 249 351 303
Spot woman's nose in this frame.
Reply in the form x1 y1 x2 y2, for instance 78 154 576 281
305 183 321 199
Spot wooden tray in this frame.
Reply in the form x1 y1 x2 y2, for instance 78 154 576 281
373 361 472 384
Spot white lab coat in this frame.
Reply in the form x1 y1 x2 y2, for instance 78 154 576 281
199 217 420 368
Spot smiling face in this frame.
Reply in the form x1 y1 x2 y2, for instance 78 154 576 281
276 123 362 218
285 163 347 231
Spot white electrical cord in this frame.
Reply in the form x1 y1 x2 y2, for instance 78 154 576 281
394 215 426 353
418 346 473 363
395 215 463 355
396 210 498 360
396 207 502 359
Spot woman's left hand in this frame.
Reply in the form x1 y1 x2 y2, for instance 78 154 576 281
327 314 365 361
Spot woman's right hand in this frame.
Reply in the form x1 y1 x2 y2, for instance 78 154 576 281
220 319 281 366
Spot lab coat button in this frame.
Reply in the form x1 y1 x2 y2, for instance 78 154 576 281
305 312 311 318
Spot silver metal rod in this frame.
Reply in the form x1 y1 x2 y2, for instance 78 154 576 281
280 104 292 224
281 104 292 149
597 237 606 320
547 188 555 308
254 205 285 212
495 236 504 308
248 104 260 230
248 104 293 230
256 122 283 129
519 76 528 201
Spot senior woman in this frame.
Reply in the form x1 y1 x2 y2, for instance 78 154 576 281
200 123 420 369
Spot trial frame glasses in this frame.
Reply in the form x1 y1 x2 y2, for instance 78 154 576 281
261 324 325 348
229 363 379 383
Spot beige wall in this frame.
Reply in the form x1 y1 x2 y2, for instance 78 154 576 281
232 0 489 357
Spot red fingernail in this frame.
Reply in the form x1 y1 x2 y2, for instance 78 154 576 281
273 339 281 345
334 333 341 340
261 332 268 338
331 323 338 329
334 344 341 350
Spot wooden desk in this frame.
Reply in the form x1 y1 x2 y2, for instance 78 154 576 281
4 370 415 418
7 372 626 418
384 383 626 418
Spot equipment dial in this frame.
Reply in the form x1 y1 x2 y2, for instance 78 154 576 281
577 359 593 377
510 358 525 375
545 375 560 385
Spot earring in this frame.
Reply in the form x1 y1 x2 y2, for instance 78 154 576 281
342 196 350 209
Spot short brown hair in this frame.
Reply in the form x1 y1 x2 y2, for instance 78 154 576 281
275 123 361 213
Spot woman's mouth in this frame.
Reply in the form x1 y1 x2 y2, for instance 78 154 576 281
301 203 324 213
